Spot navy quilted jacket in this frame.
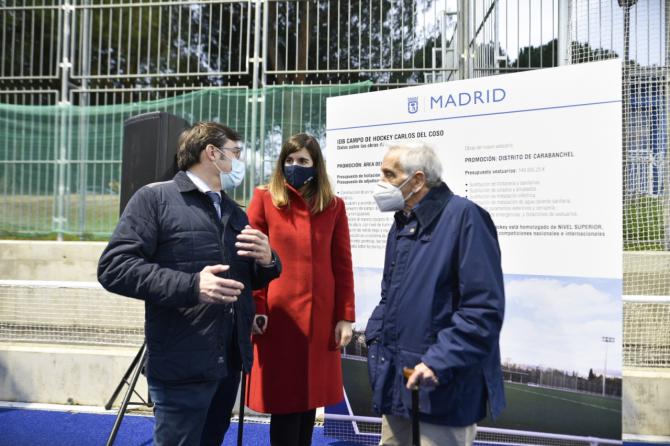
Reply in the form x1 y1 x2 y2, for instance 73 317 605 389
98 171 281 382
365 182 505 426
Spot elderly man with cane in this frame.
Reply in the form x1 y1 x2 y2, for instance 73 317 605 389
365 142 506 446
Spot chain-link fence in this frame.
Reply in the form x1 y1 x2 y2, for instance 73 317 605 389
0 280 144 346
1 0 668 443
0 82 371 238
565 1 670 377
1 1 665 251
1 0 668 365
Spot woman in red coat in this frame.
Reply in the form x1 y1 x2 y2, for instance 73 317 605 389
245 133 355 446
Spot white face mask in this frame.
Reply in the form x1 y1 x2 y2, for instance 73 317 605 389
214 148 246 190
372 174 416 212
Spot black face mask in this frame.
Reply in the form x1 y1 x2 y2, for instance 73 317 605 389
284 165 317 189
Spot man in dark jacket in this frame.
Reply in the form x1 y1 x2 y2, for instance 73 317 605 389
367 142 505 446
98 122 281 446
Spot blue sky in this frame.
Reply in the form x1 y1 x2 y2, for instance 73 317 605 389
501 273 622 376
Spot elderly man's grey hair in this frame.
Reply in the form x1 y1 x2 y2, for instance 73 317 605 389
387 142 443 187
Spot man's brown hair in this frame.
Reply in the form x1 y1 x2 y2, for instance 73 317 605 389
176 122 241 171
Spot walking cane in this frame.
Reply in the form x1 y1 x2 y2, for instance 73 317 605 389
237 316 266 446
237 372 246 446
402 367 421 446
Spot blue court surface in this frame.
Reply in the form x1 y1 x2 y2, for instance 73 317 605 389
2 407 668 446
0 407 361 446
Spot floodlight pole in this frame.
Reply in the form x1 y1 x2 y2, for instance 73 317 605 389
557 0 570 66
248 0 263 199
618 0 638 64
618 0 637 215
55 1 74 241
665 0 670 250
457 0 472 80
601 336 615 396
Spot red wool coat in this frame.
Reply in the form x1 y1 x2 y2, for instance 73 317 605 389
244 186 356 414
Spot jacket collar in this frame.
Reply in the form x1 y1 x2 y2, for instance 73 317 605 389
174 170 247 228
285 181 302 198
174 169 238 205
394 182 453 230
285 181 311 207
174 170 200 193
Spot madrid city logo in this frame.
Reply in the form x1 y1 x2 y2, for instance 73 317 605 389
407 96 419 114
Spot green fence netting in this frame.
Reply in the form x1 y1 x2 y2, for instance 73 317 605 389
0 82 372 239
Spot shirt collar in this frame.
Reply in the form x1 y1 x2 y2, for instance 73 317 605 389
186 170 220 197
393 182 453 229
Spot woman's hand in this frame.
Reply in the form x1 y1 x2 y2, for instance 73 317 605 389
334 320 353 348
252 314 268 335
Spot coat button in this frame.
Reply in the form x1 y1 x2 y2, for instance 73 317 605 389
218 356 224 364
381 357 385 362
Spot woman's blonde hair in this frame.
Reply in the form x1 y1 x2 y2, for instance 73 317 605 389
267 133 334 213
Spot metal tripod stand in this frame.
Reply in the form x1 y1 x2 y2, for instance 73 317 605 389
104 341 153 446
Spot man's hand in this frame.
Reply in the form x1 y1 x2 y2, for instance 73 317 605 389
236 225 273 266
251 314 268 335
198 264 244 304
406 362 439 390
334 320 353 348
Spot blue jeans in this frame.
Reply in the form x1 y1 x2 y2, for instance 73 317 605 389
148 368 241 446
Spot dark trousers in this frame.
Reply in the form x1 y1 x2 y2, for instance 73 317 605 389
148 369 241 446
270 409 317 446
147 368 241 446
148 308 239 446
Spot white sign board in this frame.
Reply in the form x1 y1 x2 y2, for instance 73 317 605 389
327 59 622 279
326 60 622 439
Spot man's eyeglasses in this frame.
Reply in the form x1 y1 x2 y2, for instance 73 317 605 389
213 145 243 160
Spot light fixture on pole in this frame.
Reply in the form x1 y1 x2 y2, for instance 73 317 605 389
601 336 615 396
618 0 638 63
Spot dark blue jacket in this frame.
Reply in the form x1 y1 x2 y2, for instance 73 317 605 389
98 171 281 383
365 182 505 426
